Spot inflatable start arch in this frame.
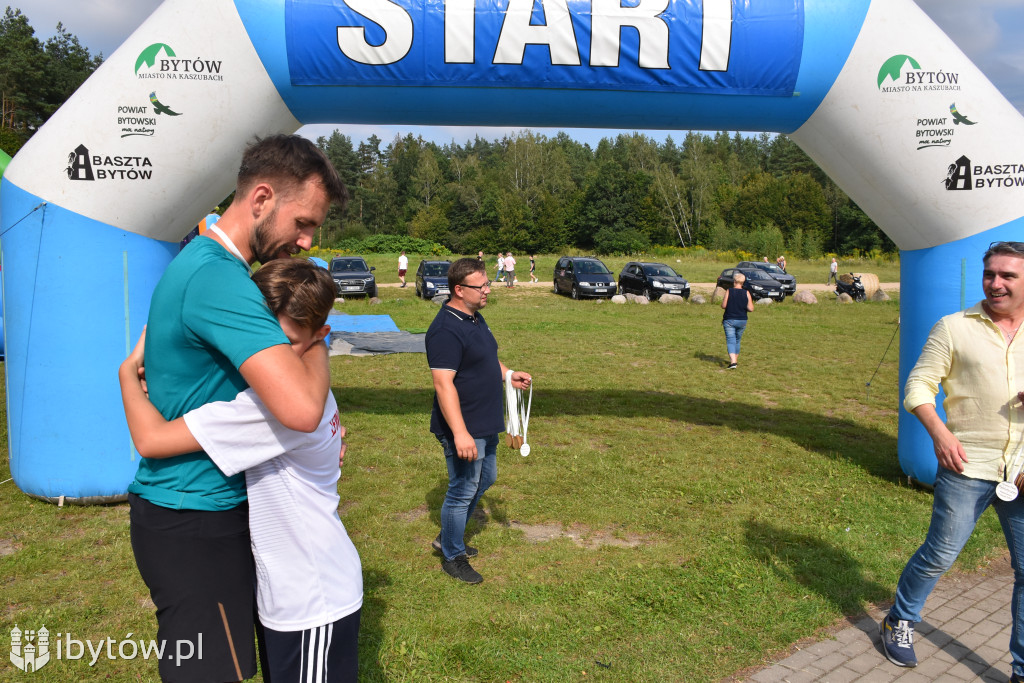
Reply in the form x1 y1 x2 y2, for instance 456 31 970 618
2 0 1023 501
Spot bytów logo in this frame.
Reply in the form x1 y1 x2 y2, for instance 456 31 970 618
10 624 51 673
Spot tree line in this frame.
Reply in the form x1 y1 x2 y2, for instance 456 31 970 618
317 129 894 257
0 6 893 257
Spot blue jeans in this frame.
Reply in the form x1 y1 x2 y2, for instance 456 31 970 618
438 434 498 561
723 319 747 356
891 467 1024 675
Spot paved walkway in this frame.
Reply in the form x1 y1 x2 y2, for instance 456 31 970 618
731 552 1016 682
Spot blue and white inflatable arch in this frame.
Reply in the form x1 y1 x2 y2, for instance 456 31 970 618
2 0 1022 500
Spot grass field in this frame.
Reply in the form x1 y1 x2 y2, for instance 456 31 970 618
1 282 1006 682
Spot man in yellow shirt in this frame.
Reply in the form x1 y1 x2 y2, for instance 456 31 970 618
880 241 1024 680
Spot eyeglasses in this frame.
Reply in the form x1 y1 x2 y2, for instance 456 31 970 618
458 281 492 290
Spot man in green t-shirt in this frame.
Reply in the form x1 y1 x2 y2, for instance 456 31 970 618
127 134 347 682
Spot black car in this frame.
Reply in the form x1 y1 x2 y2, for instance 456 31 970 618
737 261 797 296
415 260 451 299
716 267 786 302
553 256 616 299
329 256 377 297
618 262 690 300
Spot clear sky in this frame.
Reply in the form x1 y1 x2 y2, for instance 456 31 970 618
14 0 1024 148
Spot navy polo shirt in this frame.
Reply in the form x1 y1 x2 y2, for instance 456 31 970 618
426 303 504 438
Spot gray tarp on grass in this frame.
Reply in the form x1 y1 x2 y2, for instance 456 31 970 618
328 331 426 356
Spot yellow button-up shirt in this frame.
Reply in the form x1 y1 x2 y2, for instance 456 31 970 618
904 302 1024 482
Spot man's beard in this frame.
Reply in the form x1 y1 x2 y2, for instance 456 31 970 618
250 208 292 264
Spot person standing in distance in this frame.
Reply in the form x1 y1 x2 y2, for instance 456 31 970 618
398 250 409 288
504 252 516 288
721 271 754 370
128 134 346 682
425 258 532 584
828 257 839 285
879 242 1024 680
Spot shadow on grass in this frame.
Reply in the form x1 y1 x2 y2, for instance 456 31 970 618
744 519 889 618
425 478 511 547
339 388 901 480
356 569 388 680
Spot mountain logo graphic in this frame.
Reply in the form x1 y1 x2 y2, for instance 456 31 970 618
135 43 176 74
877 54 921 89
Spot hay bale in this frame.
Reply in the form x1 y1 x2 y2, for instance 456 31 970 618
793 290 818 304
854 273 880 298
871 288 890 302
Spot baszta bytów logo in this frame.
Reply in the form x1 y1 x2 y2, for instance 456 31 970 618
65 145 154 181
10 624 51 673
943 155 1024 191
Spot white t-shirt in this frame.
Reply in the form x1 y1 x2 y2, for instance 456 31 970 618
184 390 362 632
398 254 408 270
497 256 505 270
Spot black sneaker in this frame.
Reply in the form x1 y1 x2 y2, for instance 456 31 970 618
442 554 483 584
432 534 477 558
879 614 917 667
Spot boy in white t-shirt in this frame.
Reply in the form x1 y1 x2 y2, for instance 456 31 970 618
119 259 362 682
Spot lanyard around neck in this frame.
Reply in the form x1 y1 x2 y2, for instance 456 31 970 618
208 225 252 274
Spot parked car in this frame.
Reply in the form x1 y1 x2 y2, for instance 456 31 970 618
618 262 690 300
553 256 617 299
415 260 452 299
329 256 377 297
737 261 797 296
716 267 786 302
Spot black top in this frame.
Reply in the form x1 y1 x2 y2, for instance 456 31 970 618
722 287 750 321
426 304 504 438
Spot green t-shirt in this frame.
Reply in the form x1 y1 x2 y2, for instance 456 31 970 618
128 236 289 510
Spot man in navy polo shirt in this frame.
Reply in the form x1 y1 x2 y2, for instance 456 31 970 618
426 257 532 584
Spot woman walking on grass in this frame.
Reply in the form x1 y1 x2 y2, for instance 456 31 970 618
721 272 754 369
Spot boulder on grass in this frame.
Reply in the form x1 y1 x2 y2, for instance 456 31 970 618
659 294 685 304
690 294 707 304
431 294 447 305
793 290 817 304
837 292 854 304
712 286 727 302
871 288 890 302
754 297 773 306
369 297 383 305
611 294 627 304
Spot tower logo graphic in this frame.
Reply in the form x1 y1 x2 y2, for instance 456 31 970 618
10 624 51 673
